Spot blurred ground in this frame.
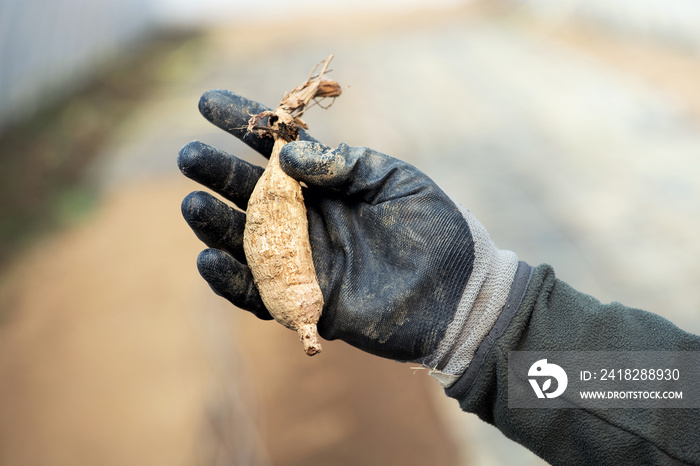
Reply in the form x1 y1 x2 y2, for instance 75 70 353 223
2 1 700 465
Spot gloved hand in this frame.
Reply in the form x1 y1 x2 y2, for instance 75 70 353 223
178 90 520 385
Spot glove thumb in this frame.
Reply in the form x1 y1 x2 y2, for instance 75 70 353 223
279 140 420 202
278 140 337 186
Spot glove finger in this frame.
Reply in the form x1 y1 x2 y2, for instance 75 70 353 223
280 141 431 203
178 140 263 210
197 248 271 320
198 89 318 158
181 191 246 263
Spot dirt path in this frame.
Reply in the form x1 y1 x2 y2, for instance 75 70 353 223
0 180 205 465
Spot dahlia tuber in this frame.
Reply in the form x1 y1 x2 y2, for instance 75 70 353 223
243 56 341 356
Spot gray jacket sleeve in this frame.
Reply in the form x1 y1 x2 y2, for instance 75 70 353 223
445 263 700 465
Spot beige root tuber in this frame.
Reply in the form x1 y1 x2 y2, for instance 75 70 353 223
243 55 341 356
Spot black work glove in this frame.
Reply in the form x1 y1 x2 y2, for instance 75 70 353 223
179 90 520 384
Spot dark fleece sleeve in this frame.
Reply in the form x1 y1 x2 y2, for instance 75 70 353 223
445 263 700 466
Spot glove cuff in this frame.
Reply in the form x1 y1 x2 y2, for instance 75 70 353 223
425 204 518 387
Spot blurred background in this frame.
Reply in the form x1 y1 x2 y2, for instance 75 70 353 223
1 0 700 464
